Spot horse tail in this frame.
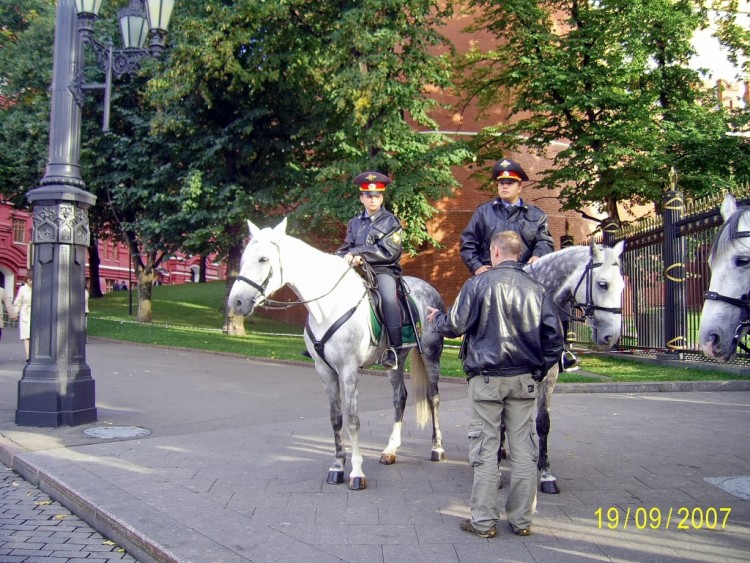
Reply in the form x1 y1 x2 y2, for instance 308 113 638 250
410 348 430 429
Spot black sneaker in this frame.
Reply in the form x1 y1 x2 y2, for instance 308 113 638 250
382 347 398 369
460 519 496 538
511 524 531 536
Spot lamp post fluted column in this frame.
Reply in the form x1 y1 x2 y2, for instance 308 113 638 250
16 0 97 426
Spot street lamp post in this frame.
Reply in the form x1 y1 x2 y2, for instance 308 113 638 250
16 0 174 427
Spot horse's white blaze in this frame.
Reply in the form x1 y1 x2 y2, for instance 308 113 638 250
699 194 750 361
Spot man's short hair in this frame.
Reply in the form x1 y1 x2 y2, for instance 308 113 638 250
490 230 522 257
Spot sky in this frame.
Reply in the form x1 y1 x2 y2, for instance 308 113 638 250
690 7 749 83
691 27 745 82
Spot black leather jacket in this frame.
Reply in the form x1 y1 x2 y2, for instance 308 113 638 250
432 261 563 379
460 199 554 273
335 208 403 276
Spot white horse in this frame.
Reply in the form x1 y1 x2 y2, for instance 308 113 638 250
228 218 446 490
511 240 625 494
699 194 750 362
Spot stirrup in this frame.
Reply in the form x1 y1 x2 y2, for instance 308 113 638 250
561 350 580 372
382 347 399 369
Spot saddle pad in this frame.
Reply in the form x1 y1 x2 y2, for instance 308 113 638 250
369 299 420 346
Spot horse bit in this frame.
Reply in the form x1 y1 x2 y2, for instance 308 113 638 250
703 228 750 354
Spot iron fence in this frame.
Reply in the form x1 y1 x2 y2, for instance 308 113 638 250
568 187 750 366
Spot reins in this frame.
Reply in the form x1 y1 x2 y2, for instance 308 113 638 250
234 242 356 309
234 248 370 368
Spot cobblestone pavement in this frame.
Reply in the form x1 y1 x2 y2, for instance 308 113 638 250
0 467 138 562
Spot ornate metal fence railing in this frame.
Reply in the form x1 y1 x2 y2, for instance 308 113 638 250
568 184 750 366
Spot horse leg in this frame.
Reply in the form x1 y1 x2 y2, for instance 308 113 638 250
319 369 346 485
538 365 560 494
342 369 366 490
425 354 444 461
380 366 407 465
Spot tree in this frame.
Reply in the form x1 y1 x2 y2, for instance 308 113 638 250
0 0 54 206
459 0 750 221
148 0 472 332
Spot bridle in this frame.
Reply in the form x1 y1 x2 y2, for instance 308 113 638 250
703 227 750 355
569 257 623 322
234 242 359 309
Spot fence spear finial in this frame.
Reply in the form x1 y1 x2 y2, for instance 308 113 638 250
668 167 678 191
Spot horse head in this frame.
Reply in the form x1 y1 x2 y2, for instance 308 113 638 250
573 239 626 349
699 194 750 362
228 218 288 316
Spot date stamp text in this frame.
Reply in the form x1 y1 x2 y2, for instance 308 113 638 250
595 507 732 530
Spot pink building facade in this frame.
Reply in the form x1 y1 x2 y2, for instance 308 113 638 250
0 200 226 297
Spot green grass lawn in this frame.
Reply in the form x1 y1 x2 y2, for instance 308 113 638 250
88 281 746 382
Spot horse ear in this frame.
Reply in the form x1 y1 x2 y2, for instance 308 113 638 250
613 240 625 257
247 220 261 239
589 238 603 261
274 217 288 236
721 194 737 222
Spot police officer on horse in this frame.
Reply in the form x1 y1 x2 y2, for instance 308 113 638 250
336 171 404 369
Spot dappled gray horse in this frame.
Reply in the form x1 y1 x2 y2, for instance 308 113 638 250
228 218 445 490
516 240 625 494
700 194 750 362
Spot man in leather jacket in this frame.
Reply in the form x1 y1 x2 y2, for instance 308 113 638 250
427 231 563 539
336 171 404 369
460 158 554 275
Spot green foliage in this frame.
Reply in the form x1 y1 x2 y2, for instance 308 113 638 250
0 0 54 206
459 0 750 218
147 0 472 255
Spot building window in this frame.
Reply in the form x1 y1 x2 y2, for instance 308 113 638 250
113 244 119 261
12 219 25 244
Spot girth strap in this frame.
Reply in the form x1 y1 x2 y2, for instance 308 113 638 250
305 305 359 372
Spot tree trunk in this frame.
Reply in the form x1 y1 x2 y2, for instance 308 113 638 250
87 238 104 298
199 255 207 283
137 269 155 323
223 237 245 335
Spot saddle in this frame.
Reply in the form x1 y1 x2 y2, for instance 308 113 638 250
359 264 422 350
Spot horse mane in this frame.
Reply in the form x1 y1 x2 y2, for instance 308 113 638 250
709 206 750 267
527 245 589 300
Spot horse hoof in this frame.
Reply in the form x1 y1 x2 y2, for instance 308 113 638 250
349 477 367 490
430 450 445 462
327 471 345 485
380 453 396 465
540 480 560 494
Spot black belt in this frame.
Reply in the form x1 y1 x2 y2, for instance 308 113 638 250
467 367 531 379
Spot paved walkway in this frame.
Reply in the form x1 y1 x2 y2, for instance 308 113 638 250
0 336 748 562
0 467 136 562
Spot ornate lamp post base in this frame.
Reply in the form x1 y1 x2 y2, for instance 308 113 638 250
16 368 96 427
16 190 97 427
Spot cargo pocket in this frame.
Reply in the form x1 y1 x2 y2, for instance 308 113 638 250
520 374 539 399
467 421 484 468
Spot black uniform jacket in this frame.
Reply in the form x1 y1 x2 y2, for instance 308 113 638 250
335 208 403 276
432 261 563 379
460 199 554 273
